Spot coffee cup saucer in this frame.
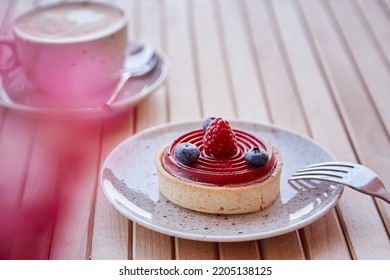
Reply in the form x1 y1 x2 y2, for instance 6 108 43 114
0 42 168 119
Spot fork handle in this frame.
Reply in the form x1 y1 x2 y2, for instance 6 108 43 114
376 188 390 204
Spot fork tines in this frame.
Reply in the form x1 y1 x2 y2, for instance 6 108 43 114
299 161 355 169
288 161 354 181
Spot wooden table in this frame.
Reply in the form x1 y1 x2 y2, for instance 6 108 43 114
0 0 389 260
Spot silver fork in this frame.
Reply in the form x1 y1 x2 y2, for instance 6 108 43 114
288 161 390 204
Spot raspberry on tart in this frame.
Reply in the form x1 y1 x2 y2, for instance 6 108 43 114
155 118 283 214
203 118 238 157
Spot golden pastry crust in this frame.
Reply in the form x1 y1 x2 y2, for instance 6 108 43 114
155 144 283 214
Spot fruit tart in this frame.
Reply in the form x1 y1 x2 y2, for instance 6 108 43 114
155 118 283 214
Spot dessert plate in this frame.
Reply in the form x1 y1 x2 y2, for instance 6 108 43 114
101 120 343 242
0 42 168 119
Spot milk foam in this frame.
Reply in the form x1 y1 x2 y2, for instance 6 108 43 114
14 3 125 42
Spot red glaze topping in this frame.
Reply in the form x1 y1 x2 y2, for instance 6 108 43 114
162 128 276 186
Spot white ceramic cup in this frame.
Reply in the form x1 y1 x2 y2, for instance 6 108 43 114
0 1 127 99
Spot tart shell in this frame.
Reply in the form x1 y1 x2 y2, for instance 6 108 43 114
155 144 283 214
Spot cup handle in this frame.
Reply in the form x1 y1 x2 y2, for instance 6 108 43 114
0 37 19 73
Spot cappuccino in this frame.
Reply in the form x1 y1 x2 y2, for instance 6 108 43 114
0 1 128 101
14 2 126 42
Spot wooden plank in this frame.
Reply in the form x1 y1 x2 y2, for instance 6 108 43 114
163 0 216 259
268 0 346 143
49 122 103 259
327 0 390 134
298 0 390 259
244 0 345 260
0 0 41 260
219 241 260 260
90 114 134 260
260 232 305 260
134 0 168 131
89 0 136 260
9 120 60 260
216 0 269 122
265 0 352 259
300 210 350 260
163 0 201 121
244 0 308 129
0 113 35 259
190 0 236 118
355 0 390 65
213 1 310 259
379 0 390 16
0 0 17 35
218 242 261 260
0 0 13 34
245 0 340 259
213 0 267 259
175 239 217 260
133 225 173 260
243 0 308 260
170 0 264 259
131 0 172 260
0 0 13 122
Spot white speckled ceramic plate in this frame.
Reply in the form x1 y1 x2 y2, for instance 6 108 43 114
100 120 343 242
